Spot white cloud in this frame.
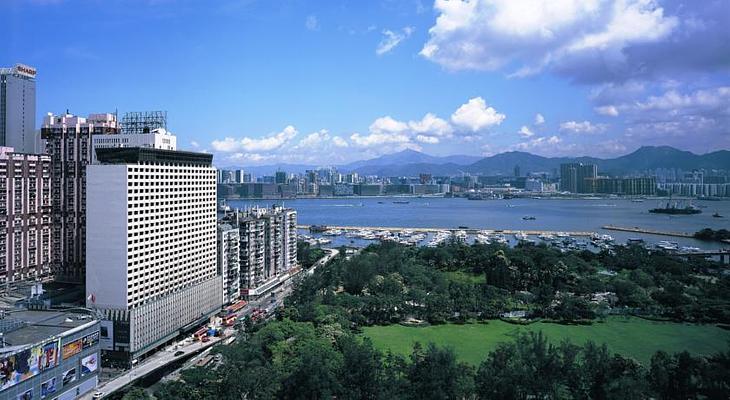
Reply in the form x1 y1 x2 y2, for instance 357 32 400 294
512 135 563 152
331 136 349 147
376 26 414 55
350 131 411 147
190 140 199 148
451 97 506 132
421 0 679 81
211 125 298 152
518 126 535 138
594 105 619 116
416 135 440 144
408 113 454 137
298 129 329 148
635 87 730 112
534 113 545 126
369 116 409 135
559 120 608 134
305 15 319 31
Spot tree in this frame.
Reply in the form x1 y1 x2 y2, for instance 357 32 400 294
407 343 474 400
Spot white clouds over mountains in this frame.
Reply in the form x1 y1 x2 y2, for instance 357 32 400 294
210 97 506 165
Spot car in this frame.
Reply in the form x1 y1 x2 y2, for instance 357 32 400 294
174 350 185 356
92 391 104 399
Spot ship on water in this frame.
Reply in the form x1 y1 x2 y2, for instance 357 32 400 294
649 198 702 215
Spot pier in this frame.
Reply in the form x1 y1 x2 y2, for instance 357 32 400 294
298 225 596 237
601 225 695 238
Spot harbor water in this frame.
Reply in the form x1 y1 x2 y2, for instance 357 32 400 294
226 197 730 250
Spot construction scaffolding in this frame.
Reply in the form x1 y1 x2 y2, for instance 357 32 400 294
120 111 167 134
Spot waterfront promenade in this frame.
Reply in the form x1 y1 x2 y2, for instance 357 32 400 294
298 224 596 236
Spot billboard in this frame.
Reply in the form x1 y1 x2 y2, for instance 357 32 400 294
62 331 100 360
80 353 98 376
61 368 76 386
0 340 60 392
61 339 82 360
82 331 99 349
40 377 57 399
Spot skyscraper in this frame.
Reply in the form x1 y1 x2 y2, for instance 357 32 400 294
0 64 37 153
86 147 222 363
41 112 120 282
560 163 598 193
0 147 52 283
218 223 241 304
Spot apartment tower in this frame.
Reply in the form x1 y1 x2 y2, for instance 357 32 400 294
0 147 52 283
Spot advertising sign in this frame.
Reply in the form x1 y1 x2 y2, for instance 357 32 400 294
0 340 59 392
82 331 99 349
80 353 98 376
40 377 57 398
61 368 76 386
61 339 82 360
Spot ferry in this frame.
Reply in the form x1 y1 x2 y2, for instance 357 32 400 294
522 216 536 220
393 200 410 204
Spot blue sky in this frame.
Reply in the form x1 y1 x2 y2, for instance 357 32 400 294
2 0 728 167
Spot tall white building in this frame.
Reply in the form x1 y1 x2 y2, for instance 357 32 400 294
0 64 37 153
217 223 240 304
85 147 222 363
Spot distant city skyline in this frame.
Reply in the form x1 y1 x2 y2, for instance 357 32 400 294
2 0 728 165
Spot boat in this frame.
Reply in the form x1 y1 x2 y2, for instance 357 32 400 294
649 199 702 215
522 216 536 220
631 199 645 203
514 232 528 241
713 212 724 218
393 200 410 204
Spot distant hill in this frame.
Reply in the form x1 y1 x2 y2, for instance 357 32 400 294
342 149 481 171
222 146 730 177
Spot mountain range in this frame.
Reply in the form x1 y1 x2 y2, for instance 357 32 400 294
225 146 730 177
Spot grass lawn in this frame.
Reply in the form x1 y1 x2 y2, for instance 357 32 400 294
444 270 485 285
362 317 730 365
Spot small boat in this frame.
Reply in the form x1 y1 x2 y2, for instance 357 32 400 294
393 200 410 204
713 212 724 218
218 200 231 212
522 216 536 220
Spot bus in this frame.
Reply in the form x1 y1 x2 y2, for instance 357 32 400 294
193 327 208 342
222 300 247 316
223 314 237 326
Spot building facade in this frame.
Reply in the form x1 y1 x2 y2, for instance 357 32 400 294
91 128 176 163
85 148 222 363
560 163 598 193
0 64 37 153
0 147 52 284
0 309 100 400
217 223 241 304
585 177 657 196
41 112 121 283
221 205 297 299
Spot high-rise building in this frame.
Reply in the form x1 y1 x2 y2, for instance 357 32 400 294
275 171 288 184
41 112 120 282
91 127 176 163
0 147 52 283
560 163 597 193
221 205 297 299
85 147 222 363
0 64 37 153
218 223 240 304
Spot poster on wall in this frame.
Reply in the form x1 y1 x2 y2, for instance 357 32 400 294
0 340 60 392
80 353 98 376
17 388 33 400
40 377 57 398
61 339 82 360
61 368 76 386
40 342 58 370
82 331 99 349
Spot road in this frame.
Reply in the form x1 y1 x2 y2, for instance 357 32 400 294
84 247 339 399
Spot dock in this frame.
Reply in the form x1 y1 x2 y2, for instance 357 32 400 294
297 225 596 237
601 225 694 238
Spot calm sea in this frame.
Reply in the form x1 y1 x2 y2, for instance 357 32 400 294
226 197 730 250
